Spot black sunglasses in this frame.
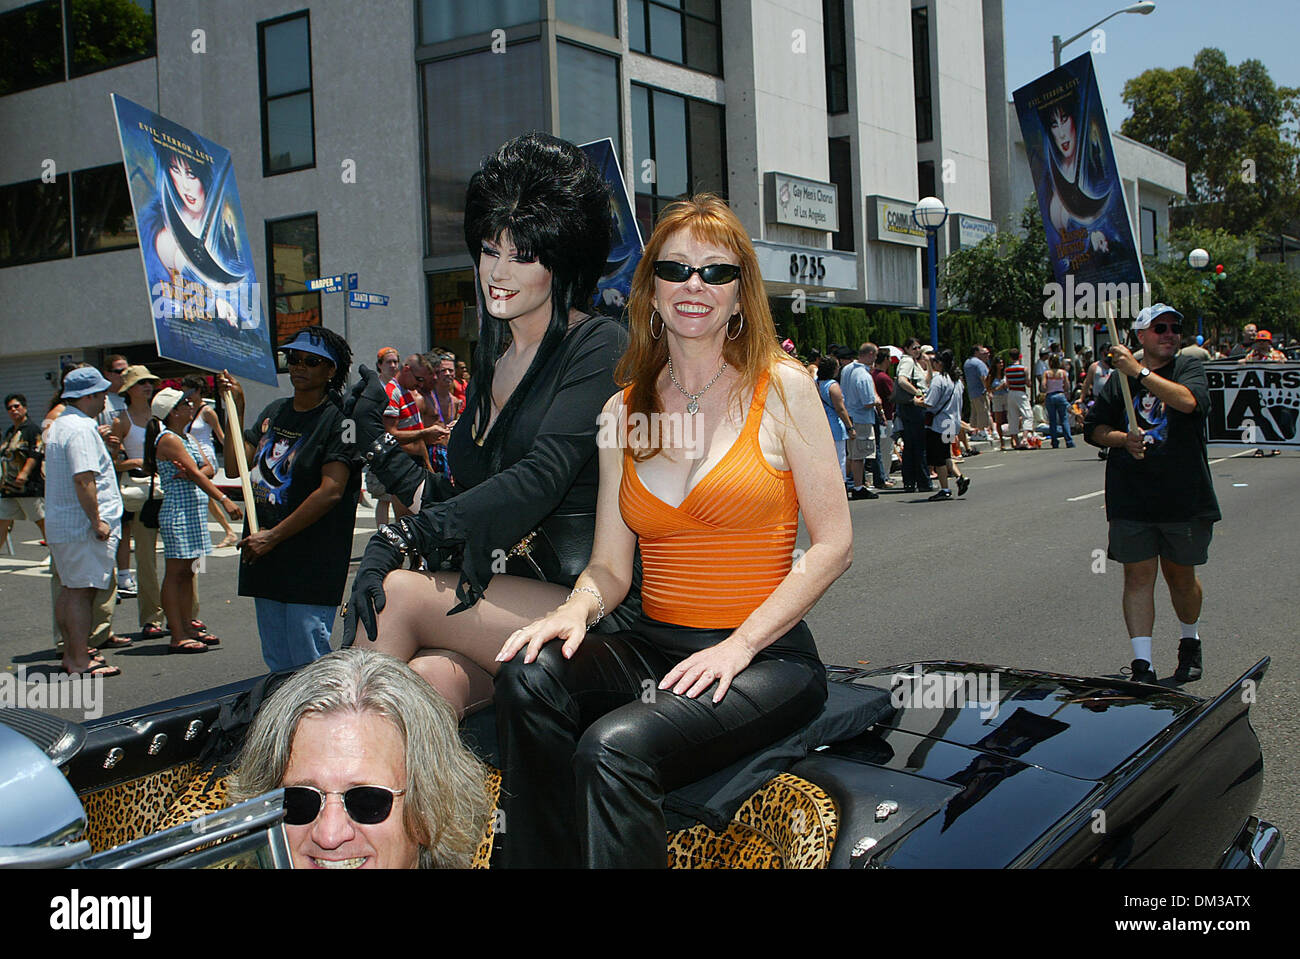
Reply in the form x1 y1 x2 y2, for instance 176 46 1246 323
653 260 741 285
1151 322 1182 335
283 350 327 368
282 784 406 826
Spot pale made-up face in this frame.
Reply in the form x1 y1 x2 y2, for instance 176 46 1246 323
1050 110 1076 163
479 230 553 324
168 157 206 217
651 229 742 343
282 711 419 870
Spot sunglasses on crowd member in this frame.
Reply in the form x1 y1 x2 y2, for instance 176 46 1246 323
652 260 742 285
282 784 406 825
1151 322 1182 335
283 350 328 368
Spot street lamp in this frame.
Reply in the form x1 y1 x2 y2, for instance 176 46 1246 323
1052 2 1155 68
1188 247 1210 342
912 196 949 349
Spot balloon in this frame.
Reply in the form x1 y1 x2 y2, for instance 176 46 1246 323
1196 335 1204 345
1215 264 1224 273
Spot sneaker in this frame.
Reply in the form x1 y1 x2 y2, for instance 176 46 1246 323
927 488 953 501
116 573 138 599
902 485 916 493
956 476 970 497
1126 658 1158 684
1173 639 1202 682
849 486 879 500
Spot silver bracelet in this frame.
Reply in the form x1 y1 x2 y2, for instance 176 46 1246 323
567 585 604 627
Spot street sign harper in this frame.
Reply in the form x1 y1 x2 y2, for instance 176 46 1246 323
349 292 389 307
307 274 346 293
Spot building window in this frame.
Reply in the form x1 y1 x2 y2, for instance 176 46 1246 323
72 163 136 255
419 0 539 45
258 11 316 176
66 0 155 78
631 83 725 239
421 43 546 255
557 0 616 36
912 7 932 143
0 0 65 96
266 214 321 346
557 43 621 153
628 0 721 76
1140 207 1157 257
428 269 479 355
823 0 848 115
0 174 71 267
828 138 854 252
917 160 935 200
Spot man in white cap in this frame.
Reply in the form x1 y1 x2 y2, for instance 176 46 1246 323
43 367 125 677
1083 303 1218 686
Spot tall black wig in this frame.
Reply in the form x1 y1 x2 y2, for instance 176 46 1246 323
462 132 613 471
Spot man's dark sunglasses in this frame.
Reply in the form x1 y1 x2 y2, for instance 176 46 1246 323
283 350 327 368
652 260 741 285
282 784 405 825
1152 322 1182 335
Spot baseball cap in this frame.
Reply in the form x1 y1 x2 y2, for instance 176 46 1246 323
61 367 113 399
150 387 193 421
280 329 339 366
1255 329 1273 342
1133 303 1183 331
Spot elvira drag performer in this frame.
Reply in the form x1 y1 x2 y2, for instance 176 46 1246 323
492 194 852 868
345 133 641 717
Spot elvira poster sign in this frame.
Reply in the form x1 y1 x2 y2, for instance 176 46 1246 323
579 138 644 321
111 94 279 386
1013 54 1145 301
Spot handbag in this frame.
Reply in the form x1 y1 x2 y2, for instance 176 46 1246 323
505 513 596 584
139 474 162 529
923 380 954 429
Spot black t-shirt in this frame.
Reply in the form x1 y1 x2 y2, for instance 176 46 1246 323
1 421 43 497
239 397 359 605
420 316 627 601
1082 355 1220 523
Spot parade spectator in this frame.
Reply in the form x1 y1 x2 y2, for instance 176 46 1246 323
987 354 1011 450
870 348 897 487
145 387 242 652
182 374 238 548
923 349 969 500
1 393 46 551
218 325 360 672
452 360 469 408
963 345 992 441
369 348 403 526
110 365 163 630
1180 337 1213 361
1041 354 1075 449
817 356 854 493
418 349 459 475
1229 323 1257 358
1240 330 1286 457
1004 349 1034 449
97 355 129 430
227 648 491 870
44 368 124 677
493 192 847 868
895 338 932 491
389 355 444 463
1084 303 1217 685
840 343 880 499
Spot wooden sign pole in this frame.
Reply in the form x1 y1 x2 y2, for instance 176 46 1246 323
221 390 260 532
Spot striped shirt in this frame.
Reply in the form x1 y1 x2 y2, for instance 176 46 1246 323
1004 363 1028 391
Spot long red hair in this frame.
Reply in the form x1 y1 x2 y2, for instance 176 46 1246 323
616 194 794 460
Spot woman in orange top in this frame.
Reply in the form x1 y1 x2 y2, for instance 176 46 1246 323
494 194 853 868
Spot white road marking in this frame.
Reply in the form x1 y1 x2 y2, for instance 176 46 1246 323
973 463 1005 470
1209 449 1259 465
1067 490 1105 502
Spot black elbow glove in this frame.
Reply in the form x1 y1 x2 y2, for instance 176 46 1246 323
345 518 420 645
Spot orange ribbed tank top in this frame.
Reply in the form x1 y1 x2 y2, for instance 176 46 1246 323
619 370 798 628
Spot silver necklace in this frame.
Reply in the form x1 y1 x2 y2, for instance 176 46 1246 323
667 356 727 415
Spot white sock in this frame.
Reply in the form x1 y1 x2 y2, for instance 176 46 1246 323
1180 620 1199 641
117 569 131 584
1130 636 1153 663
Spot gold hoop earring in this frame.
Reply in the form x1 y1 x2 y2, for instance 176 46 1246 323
650 310 664 340
727 312 744 341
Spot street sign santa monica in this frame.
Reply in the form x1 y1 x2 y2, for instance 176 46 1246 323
349 292 389 307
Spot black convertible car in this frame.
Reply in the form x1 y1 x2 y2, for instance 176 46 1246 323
0 656 1284 869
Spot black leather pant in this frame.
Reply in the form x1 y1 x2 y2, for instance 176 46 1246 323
494 618 826 868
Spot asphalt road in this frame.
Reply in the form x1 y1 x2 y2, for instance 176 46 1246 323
2 438 1295 866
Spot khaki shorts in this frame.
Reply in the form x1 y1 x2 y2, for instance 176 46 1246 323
0 496 43 522
968 396 992 430
1005 391 1033 435
846 432 877 460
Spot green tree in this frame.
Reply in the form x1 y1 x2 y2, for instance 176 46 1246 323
1120 49 1300 235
